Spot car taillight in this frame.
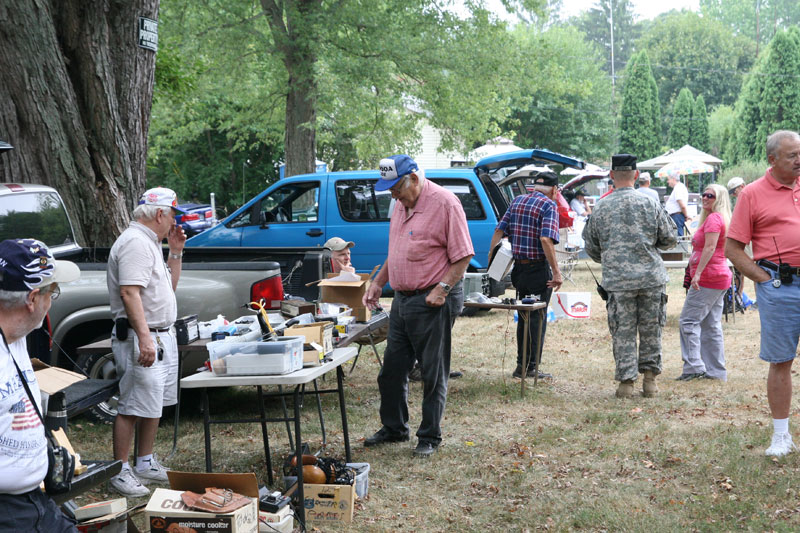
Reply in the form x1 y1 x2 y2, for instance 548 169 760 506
182 213 200 222
204 210 214 219
251 276 284 310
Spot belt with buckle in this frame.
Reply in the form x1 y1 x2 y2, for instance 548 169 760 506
149 326 171 333
396 284 437 297
757 259 800 276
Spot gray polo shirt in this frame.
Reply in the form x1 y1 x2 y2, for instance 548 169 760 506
107 221 177 328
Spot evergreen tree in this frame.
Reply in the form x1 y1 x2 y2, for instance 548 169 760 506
619 51 660 158
729 28 800 162
690 95 709 152
648 74 662 155
668 88 694 148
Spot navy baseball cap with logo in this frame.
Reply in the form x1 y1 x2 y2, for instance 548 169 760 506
533 171 559 187
376 155 419 192
0 238 80 292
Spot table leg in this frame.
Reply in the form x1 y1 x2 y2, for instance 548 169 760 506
533 308 545 387
348 344 363 375
337 365 352 463
293 386 305 528
256 386 274 486
367 332 383 366
278 385 294 446
202 388 212 472
311 380 327 447
521 311 529 396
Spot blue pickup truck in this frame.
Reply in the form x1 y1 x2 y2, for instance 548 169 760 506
186 149 585 292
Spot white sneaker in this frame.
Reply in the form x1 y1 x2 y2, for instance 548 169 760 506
135 454 170 484
110 466 149 497
765 432 797 457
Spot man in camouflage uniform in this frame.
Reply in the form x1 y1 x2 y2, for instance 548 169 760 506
582 154 678 398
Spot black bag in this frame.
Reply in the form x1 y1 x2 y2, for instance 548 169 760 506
683 264 692 290
6 330 75 495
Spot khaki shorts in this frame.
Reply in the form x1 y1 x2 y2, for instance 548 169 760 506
112 328 178 418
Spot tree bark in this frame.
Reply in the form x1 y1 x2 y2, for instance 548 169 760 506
262 0 318 178
0 0 159 246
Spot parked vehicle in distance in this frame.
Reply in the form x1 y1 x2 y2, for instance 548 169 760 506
175 203 217 237
187 149 585 297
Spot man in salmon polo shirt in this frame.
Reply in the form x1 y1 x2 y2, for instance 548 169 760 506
362 155 473 458
726 130 800 457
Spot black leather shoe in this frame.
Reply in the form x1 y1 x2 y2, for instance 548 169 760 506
364 427 409 447
413 441 438 458
449 371 463 379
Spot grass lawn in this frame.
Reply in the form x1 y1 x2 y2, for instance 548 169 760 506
69 263 800 532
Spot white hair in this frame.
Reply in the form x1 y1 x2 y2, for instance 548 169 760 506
0 290 30 310
532 184 555 194
133 204 172 221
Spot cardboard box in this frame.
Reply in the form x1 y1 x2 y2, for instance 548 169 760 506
318 273 370 322
31 359 85 395
488 240 514 281
146 472 259 533
552 292 591 319
303 342 324 367
285 321 334 354
303 482 356 524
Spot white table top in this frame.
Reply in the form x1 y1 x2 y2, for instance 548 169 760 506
180 347 358 389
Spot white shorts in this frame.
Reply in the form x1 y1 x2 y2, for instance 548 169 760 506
112 327 178 418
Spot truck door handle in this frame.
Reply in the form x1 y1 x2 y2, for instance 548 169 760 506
306 229 323 237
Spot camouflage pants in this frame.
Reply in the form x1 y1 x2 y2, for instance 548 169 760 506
606 285 667 382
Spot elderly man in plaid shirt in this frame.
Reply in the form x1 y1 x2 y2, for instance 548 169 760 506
490 171 563 379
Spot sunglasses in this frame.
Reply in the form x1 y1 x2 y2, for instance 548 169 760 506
701 193 716 199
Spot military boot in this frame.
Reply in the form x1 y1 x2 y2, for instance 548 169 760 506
642 371 658 398
616 379 635 398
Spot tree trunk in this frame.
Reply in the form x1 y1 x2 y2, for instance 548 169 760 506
0 0 159 246
262 0 319 178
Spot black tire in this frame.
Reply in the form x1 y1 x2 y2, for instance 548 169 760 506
76 351 118 424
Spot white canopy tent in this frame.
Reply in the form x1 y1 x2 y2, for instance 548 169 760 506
638 144 723 170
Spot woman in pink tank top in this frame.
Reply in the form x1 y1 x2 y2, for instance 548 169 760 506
677 183 732 381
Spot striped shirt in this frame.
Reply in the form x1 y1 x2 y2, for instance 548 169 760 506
496 192 559 260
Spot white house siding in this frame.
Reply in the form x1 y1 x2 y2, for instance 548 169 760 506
412 123 467 169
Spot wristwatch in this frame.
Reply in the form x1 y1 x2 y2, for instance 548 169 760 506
438 281 451 294
169 251 184 260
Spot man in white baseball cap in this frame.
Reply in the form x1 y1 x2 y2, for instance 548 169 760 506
323 237 355 273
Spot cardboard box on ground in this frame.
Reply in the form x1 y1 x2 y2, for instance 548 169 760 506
145 472 261 533
317 272 371 322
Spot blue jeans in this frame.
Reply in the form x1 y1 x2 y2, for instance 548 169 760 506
755 268 800 363
670 213 686 236
0 489 77 532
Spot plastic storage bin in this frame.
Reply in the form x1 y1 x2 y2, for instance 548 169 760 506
207 337 304 376
346 462 370 498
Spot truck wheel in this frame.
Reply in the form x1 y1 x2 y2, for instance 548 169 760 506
76 351 118 424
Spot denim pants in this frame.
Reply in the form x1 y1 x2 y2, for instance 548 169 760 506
0 489 77 532
377 284 463 445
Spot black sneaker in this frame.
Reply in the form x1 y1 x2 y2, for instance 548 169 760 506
413 441 438 458
364 427 409 447
675 372 706 381
449 371 463 379
512 365 552 379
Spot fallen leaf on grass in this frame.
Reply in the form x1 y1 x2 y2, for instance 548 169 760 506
630 407 642 414
465 441 475 446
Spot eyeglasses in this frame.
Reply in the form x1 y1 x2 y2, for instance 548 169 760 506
701 193 716 199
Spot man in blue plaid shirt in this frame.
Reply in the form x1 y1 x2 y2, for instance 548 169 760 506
490 171 563 379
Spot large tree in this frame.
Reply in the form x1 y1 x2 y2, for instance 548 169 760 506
728 28 800 162
154 1 542 183
690 94 709 152
668 88 694 149
619 51 660 159
505 25 614 162
700 0 800 54
0 1 159 245
638 11 756 111
574 0 639 78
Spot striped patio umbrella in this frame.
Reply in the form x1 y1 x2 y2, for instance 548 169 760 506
654 159 714 179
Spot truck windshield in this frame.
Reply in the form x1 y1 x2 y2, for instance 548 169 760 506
0 191 75 247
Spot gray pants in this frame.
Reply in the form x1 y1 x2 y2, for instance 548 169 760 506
377 284 463 446
679 286 727 380
606 286 667 382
